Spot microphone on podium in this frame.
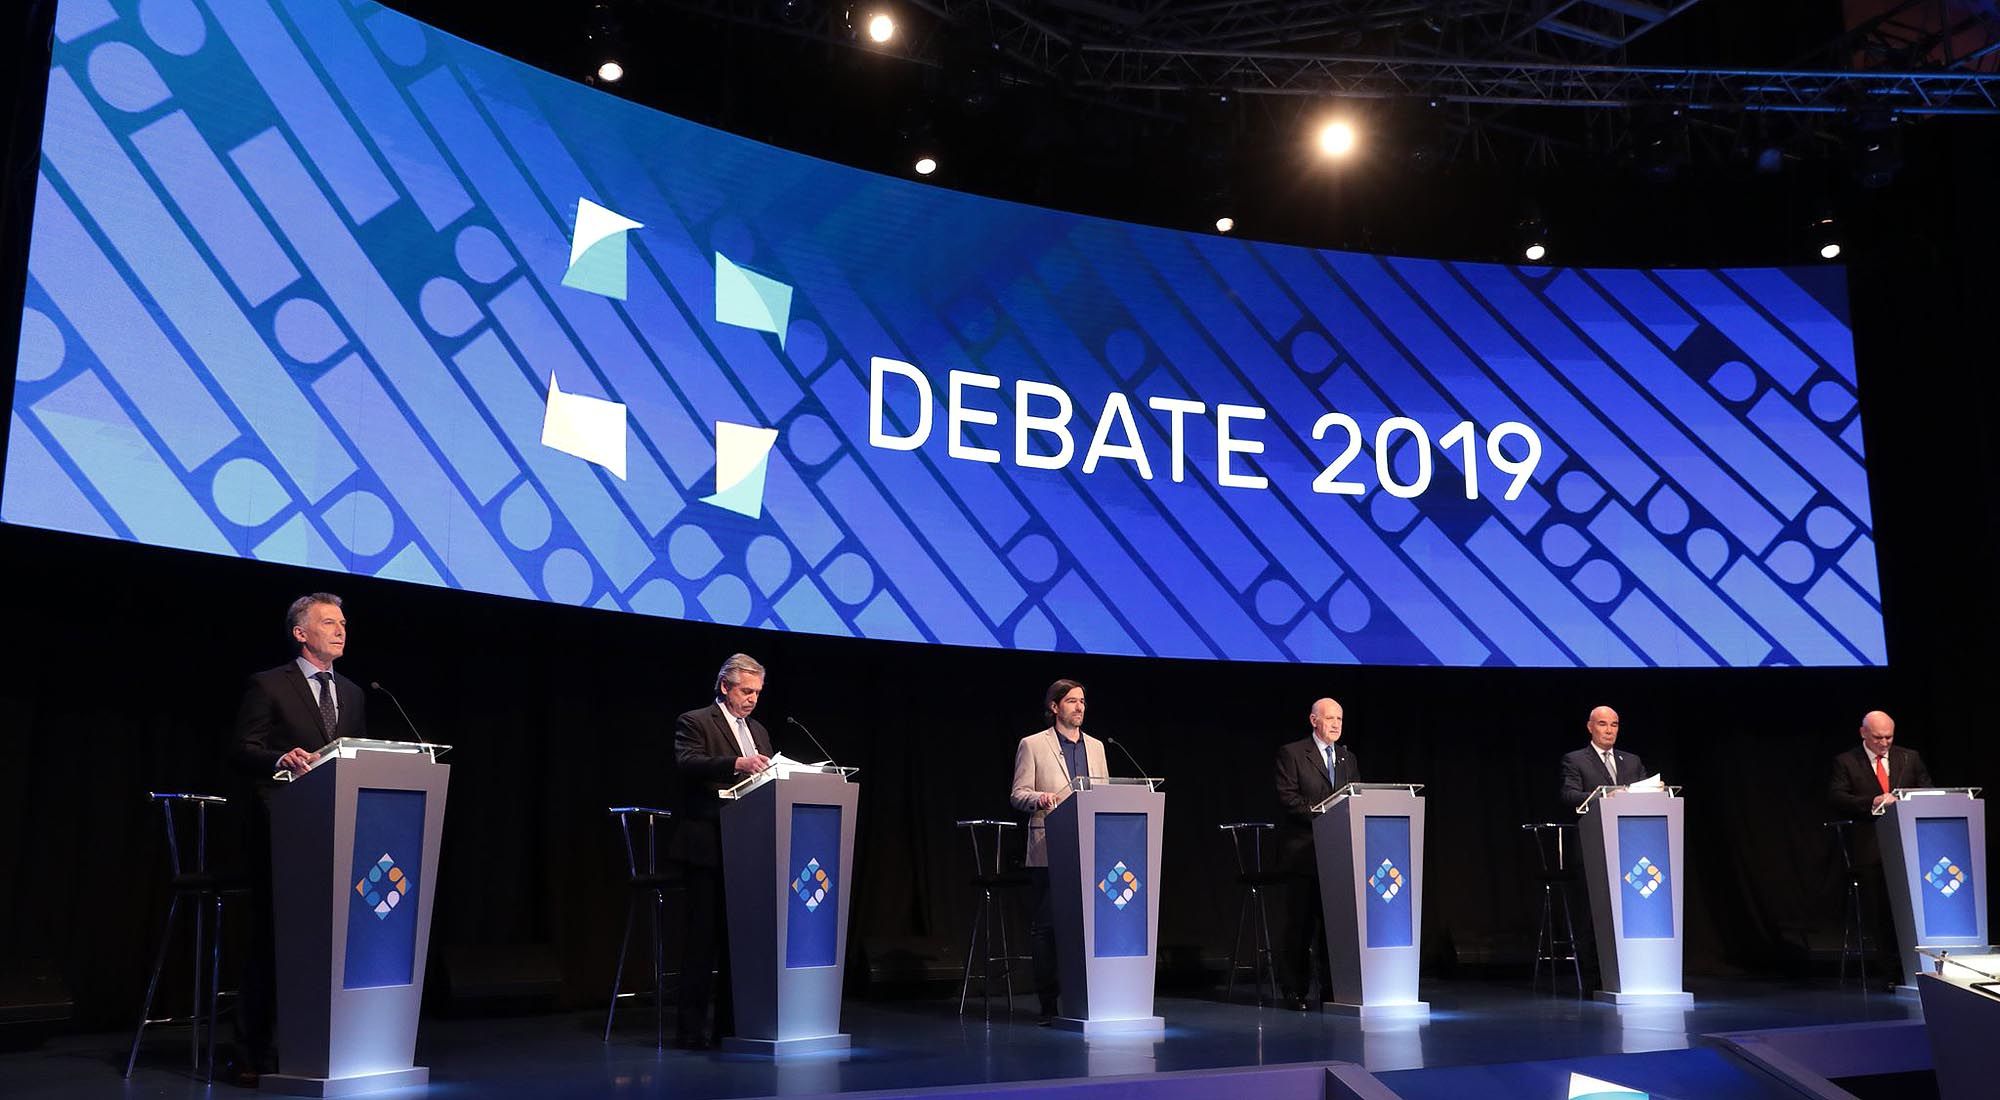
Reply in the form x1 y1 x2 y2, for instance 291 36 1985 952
786 716 839 767
371 681 437 760
1104 736 1154 785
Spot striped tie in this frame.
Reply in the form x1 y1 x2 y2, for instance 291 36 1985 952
314 671 337 739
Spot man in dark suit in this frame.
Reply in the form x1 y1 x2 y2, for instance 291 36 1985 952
1829 710 1933 981
226 593 368 1082
1274 698 1361 1010
669 653 773 1049
1560 706 1644 809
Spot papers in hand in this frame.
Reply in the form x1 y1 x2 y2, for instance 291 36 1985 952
1626 773 1666 793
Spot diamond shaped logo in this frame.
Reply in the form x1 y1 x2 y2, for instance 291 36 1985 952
1097 860 1141 910
1367 857 1404 902
791 857 830 912
352 852 410 920
1926 855 1966 898
1623 856 1663 899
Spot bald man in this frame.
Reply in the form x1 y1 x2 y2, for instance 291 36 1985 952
1560 706 1645 809
1274 699 1362 1010
1828 711 1933 983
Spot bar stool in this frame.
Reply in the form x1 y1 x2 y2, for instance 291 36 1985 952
954 819 1030 1015
125 792 243 1081
1218 822 1282 1005
1824 819 1872 988
1522 822 1584 995
603 806 679 1047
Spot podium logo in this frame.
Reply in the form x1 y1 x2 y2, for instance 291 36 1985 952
561 198 644 299
1926 856 1966 897
1567 1071 1648 1099
791 857 830 912
1097 860 1140 910
354 852 410 920
1368 857 1404 902
1623 856 1663 899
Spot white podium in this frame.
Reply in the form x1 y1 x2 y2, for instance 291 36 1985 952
1045 776 1165 1034
1876 788 1986 991
1577 787 1690 1006
1312 782 1428 1018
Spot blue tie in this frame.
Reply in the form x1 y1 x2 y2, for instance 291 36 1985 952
1323 745 1336 778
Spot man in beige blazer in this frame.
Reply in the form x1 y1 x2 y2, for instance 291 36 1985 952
1009 679 1109 1024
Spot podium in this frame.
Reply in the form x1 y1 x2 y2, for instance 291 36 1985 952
1045 776 1165 1034
719 764 859 1055
1576 787 1690 1005
263 738 450 1096
1312 783 1428 1017
1876 788 1987 990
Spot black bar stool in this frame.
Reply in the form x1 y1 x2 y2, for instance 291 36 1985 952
954 819 1030 1016
125 792 243 1081
1522 822 1584 995
1824 819 1872 988
1218 822 1282 1005
603 806 679 1047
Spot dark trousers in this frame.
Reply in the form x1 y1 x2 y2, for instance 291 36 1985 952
1025 867 1059 1014
679 864 732 1042
1283 873 1331 1001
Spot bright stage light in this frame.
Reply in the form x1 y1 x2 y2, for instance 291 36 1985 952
597 61 624 83
1215 217 1235 234
1524 242 1546 262
1318 120 1357 158
914 156 937 176
1820 242 1842 260
867 13 897 43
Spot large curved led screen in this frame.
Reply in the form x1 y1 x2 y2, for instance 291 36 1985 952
4 0 1884 667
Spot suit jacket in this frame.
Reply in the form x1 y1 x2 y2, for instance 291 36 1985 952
228 661 368 788
1274 737 1363 876
1560 745 1647 809
1010 728 1110 868
670 703 774 867
1829 744 1934 867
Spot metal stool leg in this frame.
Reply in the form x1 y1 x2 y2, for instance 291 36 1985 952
958 893 987 1014
994 889 1016 1007
1225 891 1250 1002
1557 886 1583 993
124 895 181 1078
1254 887 1278 1004
604 894 636 1041
205 893 223 1083
1531 885 1552 988
652 890 665 1050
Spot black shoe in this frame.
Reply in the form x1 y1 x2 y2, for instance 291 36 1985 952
1035 1013 1054 1027
1286 996 1312 1011
674 1034 715 1051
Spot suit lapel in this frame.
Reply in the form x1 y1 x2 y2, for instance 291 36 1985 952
284 663 336 746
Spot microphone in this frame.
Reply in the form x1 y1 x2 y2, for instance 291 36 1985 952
1104 737 1154 786
785 716 838 767
371 681 437 760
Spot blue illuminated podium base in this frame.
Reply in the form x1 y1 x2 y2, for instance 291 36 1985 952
259 1066 428 1096
1594 990 1693 1006
721 1032 851 1056
1326 999 1429 1019
1053 1015 1165 1035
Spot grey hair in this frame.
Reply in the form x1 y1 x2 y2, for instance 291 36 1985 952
286 592 344 637
715 653 767 694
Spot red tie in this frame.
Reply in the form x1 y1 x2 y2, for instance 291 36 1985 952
1874 753 1890 795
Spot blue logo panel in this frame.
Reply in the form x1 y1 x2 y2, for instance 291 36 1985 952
1915 817 1978 938
1616 815 1675 940
785 804 841 969
5 2 1883 668
1363 815 1414 949
344 788 425 990
1092 812 1148 958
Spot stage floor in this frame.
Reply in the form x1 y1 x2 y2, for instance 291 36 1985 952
2 978 1924 1099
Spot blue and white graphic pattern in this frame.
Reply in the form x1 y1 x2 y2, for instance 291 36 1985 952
5 0 1884 667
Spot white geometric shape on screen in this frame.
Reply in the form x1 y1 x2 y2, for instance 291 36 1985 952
713 252 793 347
561 198 644 299
540 373 628 480
701 420 780 518
1568 1071 1648 1099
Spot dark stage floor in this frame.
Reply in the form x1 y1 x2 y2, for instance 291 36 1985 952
1 978 1925 1099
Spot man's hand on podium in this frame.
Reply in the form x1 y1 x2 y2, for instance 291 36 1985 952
1037 791 1058 810
1872 791 1899 811
735 753 771 776
277 747 318 775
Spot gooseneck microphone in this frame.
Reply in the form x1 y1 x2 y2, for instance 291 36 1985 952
786 716 839 767
371 681 437 759
1104 736 1154 785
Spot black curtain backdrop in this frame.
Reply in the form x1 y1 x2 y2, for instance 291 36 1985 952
5 2 2000 1033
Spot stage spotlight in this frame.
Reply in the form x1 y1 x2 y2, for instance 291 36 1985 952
867 12 896 43
1215 216 1235 234
914 156 937 176
1819 242 1842 260
1524 242 1546 262
1318 119 1358 158
1809 208 1841 261
596 60 624 83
